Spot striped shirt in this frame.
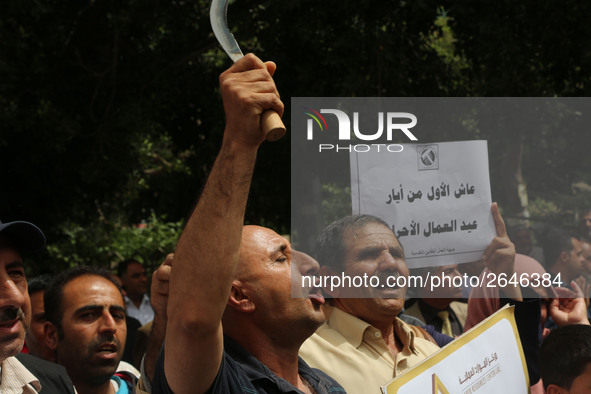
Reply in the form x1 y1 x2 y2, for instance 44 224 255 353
0 356 41 393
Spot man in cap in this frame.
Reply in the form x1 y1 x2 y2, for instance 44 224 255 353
0 219 45 392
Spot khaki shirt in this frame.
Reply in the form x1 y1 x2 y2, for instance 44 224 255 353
300 307 440 394
0 356 41 394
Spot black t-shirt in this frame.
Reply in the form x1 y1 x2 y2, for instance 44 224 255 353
152 336 346 394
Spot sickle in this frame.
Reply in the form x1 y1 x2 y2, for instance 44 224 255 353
210 0 286 141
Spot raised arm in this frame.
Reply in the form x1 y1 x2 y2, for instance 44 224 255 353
483 202 522 301
142 253 173 386
163 54 283 394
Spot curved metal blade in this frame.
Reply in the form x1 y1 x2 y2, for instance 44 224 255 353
210 0 244 63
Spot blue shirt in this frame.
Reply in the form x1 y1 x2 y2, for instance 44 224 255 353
111 375 131 394
153 335 346 393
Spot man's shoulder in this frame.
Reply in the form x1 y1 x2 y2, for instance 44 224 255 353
306 321 347 343
300 319 360 364
152 345 255 394
300 313 366 374
450 301 468 324
308 307 371 344
195 351 258 393
298 355 346 393
14 352 58 370
14 353 75 394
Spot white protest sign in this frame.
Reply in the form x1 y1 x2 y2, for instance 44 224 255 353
382 305 529 394
351 140 495 268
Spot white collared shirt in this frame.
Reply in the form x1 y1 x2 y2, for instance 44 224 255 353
125 294 154 325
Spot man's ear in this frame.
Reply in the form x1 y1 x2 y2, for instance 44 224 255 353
44 321 59 351
227 281 255 313
546 384 567 394
559 250 569 264
319 266 340 298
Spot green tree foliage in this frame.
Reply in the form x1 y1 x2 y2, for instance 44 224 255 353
42 212 183 274
448 1 591 226
1 1 221 271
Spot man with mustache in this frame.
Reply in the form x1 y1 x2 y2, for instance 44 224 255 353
0 219 58 393
299 204 521 393
1 219 90 394
0 219 46 393
44 266 133 394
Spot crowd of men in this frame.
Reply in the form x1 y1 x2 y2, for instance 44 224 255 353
2 55 591 394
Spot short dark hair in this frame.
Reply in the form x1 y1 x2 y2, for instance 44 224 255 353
509 225 529 237
539 324 591 390
44 266 123 339
27 274 53 295
542 228 578 268
313 214 394 270
116 258 142 277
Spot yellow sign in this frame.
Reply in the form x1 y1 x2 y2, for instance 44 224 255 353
432 373 450 394
382 305 529 394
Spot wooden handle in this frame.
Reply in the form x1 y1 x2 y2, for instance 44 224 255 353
261 110 286 141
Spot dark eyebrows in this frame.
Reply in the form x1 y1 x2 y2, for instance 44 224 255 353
110 305 126 314
75 304 126 315
389 246 405 259
272 243 288 255
74 305 103 315
5 261 25 270
356 245 404 259
356 246 383 259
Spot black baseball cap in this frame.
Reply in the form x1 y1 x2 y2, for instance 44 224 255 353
0 220 46 253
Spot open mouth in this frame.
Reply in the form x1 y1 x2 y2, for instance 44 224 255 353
96 343 118 356
308 289 325 309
